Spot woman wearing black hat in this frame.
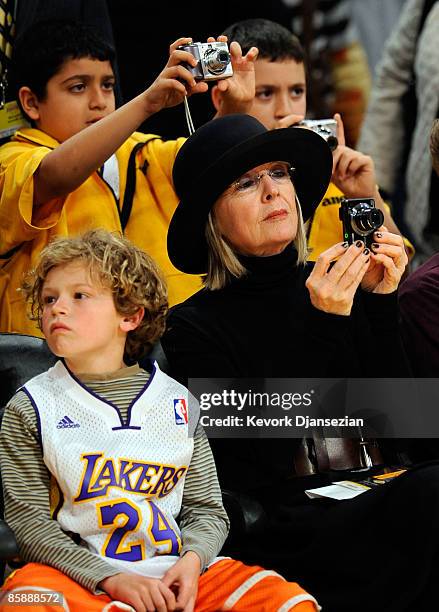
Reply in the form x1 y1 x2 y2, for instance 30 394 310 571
162 114 439 611
165 113 407 378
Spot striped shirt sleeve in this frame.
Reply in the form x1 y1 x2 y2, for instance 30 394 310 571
179 424 230 569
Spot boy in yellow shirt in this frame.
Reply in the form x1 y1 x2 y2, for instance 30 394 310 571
0 20 253 335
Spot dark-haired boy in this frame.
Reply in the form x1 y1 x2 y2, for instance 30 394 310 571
0 20 254 336
211 18 411 261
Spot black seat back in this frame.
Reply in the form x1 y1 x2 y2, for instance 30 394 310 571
0 333 55 565
0 333 57 410
141 340 170 373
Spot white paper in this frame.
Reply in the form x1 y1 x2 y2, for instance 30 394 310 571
305 480 371 500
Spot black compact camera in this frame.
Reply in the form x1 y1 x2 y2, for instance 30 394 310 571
178 41 233 81
339 198 384 248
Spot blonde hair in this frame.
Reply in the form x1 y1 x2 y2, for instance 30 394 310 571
431 119 439 176
204 195 309 290
22 229 168 362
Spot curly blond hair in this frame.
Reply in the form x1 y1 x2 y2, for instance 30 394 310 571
22 229 168 362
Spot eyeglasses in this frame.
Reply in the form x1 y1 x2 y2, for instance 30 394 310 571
229 162 295 196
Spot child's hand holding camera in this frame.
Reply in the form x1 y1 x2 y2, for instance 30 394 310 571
331 114 377 198
142 37 210 116
211 37 259 117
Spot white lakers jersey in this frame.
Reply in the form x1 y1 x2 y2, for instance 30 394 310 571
23 360 195 578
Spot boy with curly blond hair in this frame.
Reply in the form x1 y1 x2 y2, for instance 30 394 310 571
0 229 318 612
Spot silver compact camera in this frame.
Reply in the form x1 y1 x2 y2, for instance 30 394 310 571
178 41 233 81
298 119 338 151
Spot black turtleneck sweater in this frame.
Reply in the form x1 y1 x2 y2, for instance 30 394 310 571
162 244 409 498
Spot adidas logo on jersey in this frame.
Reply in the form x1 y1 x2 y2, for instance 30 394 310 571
56 415 80 429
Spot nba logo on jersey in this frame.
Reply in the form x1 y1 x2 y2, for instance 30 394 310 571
173 399 188 425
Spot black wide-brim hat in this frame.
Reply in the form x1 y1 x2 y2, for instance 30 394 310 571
168 114 333 274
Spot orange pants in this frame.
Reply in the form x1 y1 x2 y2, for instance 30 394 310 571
0 559 319 611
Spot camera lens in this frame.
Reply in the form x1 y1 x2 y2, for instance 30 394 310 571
351 205 384 236
205 49 231 74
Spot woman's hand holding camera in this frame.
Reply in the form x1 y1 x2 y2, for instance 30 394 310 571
306 241 371 316
361 228 408 294
143 37 209 116
306 230 407 316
